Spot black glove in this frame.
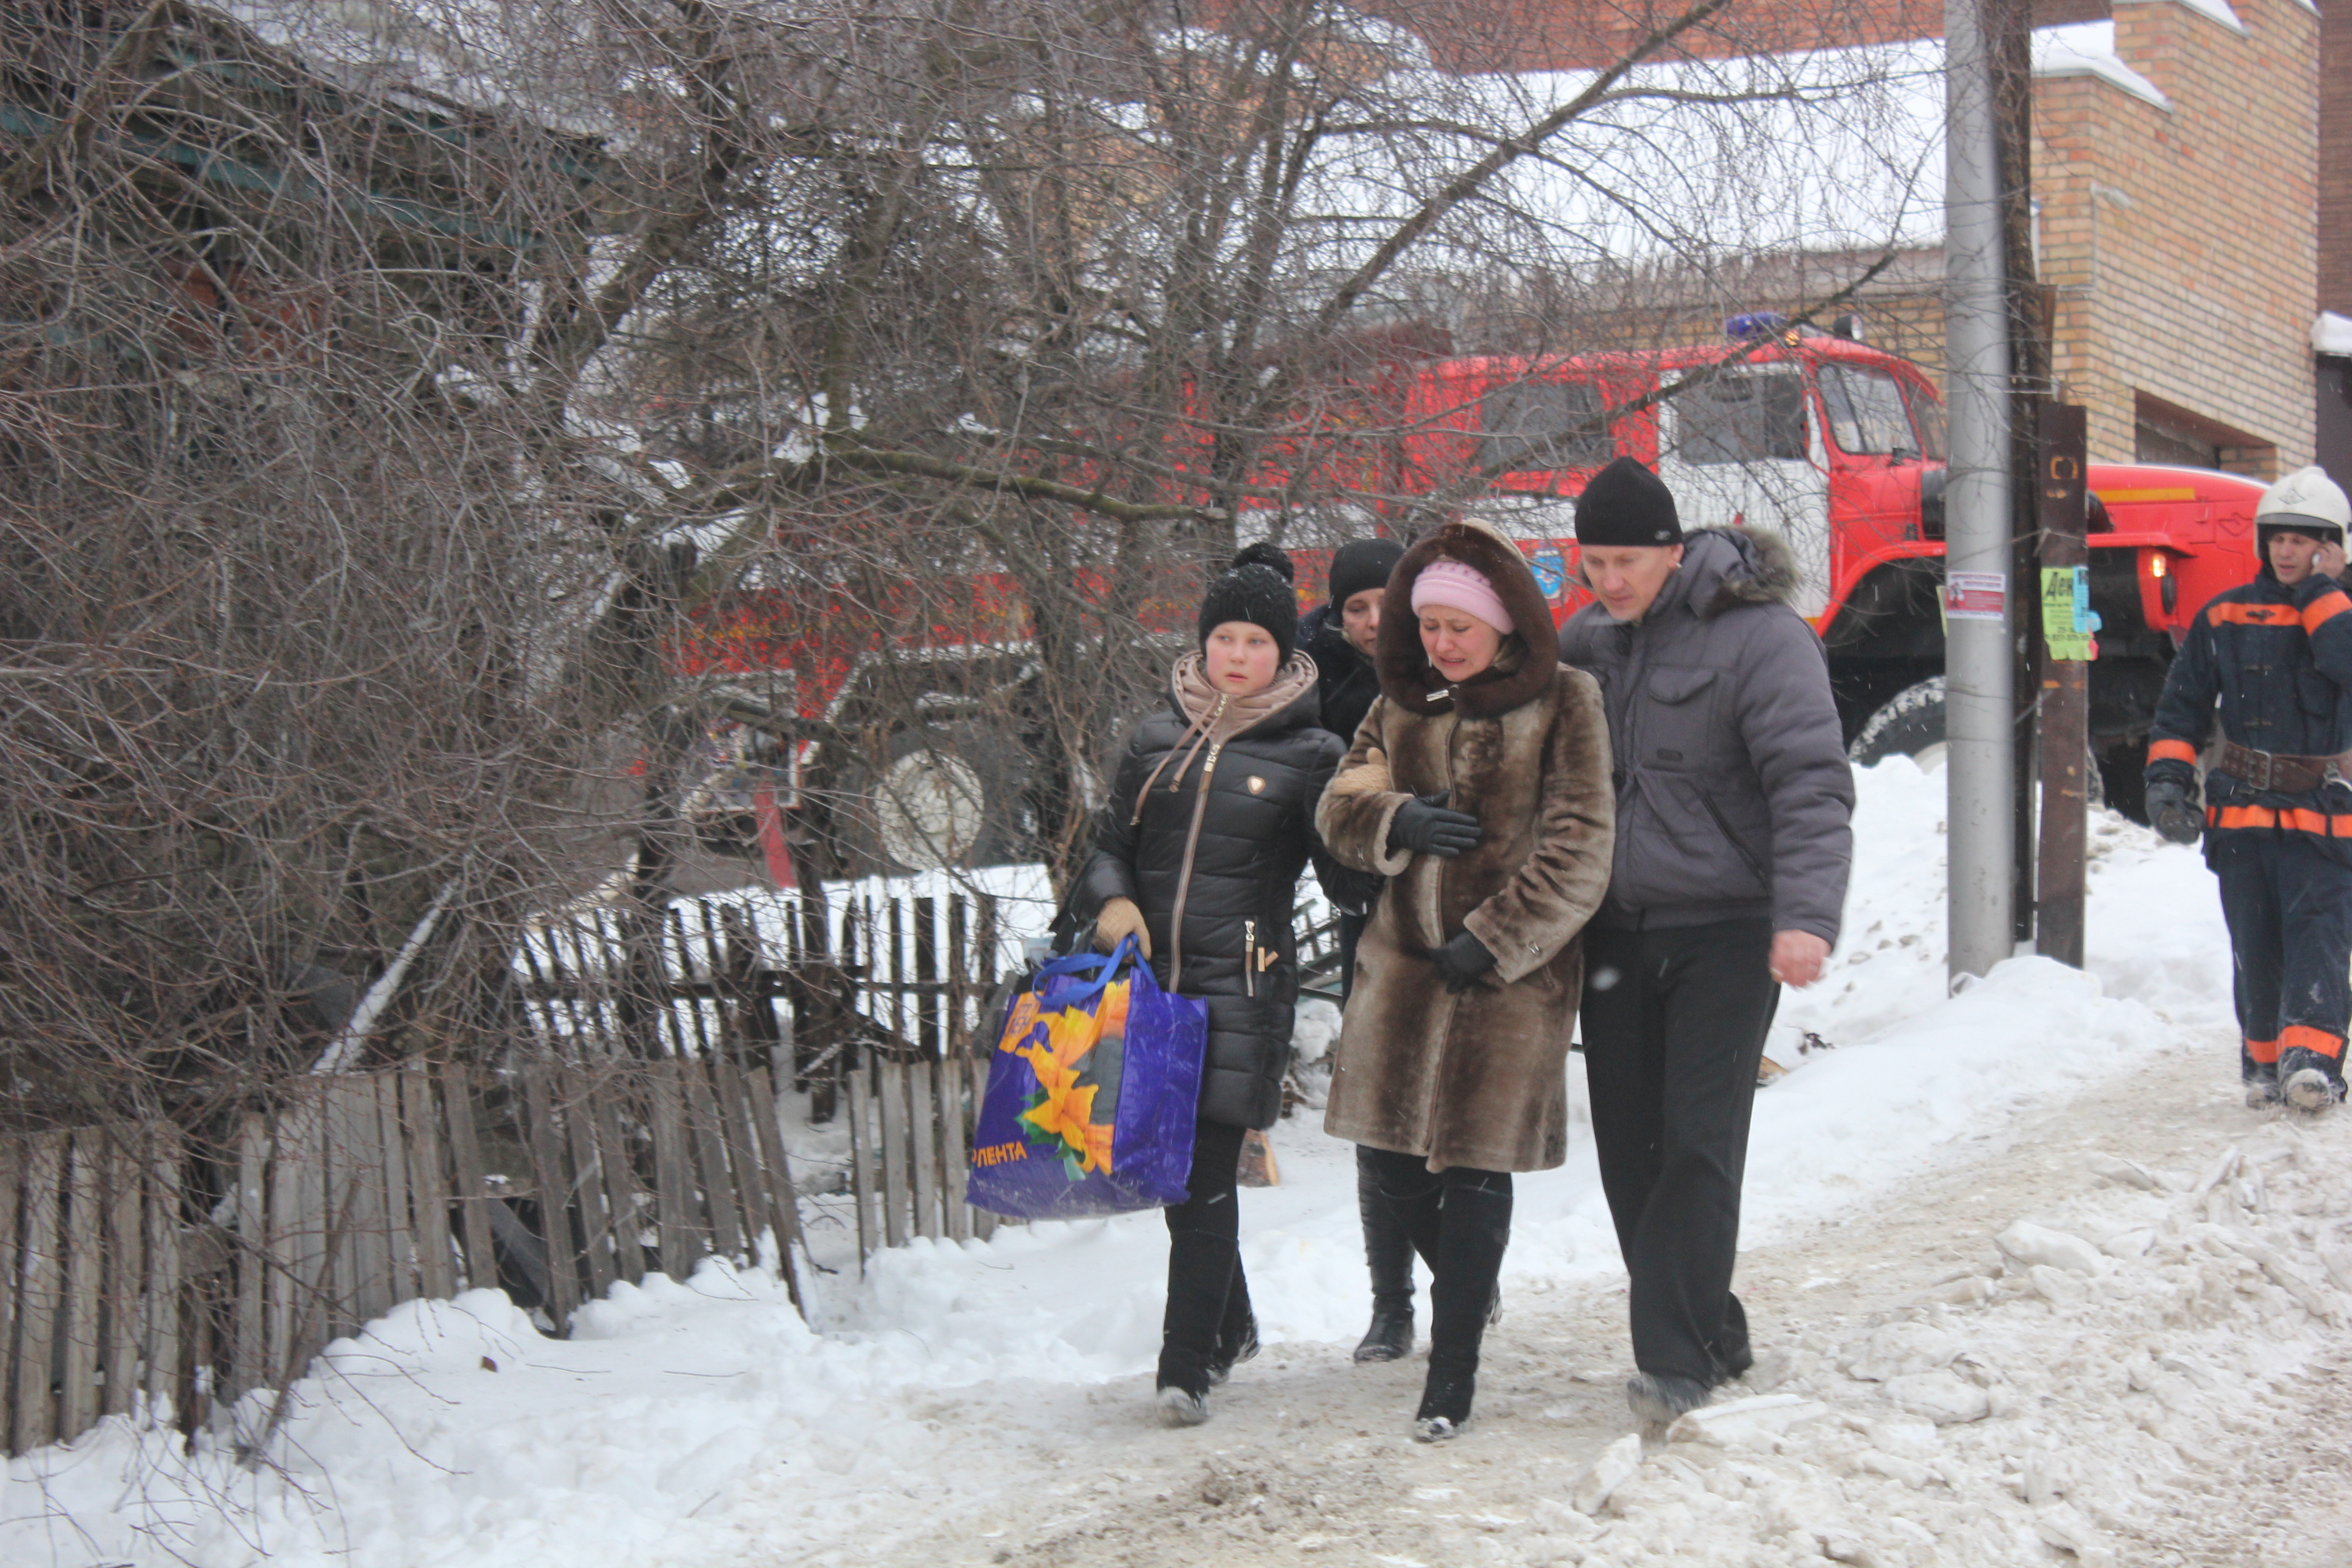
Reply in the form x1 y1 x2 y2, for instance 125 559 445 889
2146 779 2202 846
1431 931 1498 994
1389 790 1484 859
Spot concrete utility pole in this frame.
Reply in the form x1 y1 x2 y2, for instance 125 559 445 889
1945 0 2015 982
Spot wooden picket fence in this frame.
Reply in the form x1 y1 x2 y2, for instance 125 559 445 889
515 870 1054 1263
0 1050 809 1459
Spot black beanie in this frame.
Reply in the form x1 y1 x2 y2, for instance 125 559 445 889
1326 536 1406 608
1198 542 1298 662
1574 455 1682 546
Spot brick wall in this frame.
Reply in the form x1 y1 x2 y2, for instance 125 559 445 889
2034 0 2317 472
2320 1 2352 314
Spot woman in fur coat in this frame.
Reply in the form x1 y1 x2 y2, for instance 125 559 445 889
1075 543 1346 1427
1316 520 1616 1439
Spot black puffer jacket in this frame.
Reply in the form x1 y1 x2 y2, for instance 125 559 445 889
1301 602 1382 747
1076 652 1345 1129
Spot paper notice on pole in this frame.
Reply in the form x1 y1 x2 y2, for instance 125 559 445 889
2041 566 2099 661
1945 571 2008 622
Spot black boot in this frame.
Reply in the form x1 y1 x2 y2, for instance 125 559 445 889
1207 1266 1259 1386
1354 1148 1417 1362
1414 1168 1512 1441
1158 1222 1238 1419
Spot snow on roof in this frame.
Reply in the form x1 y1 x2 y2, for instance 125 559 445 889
1307 21 2195 274
2315 311 2352 357
2032 22 2170 110
216 0 615 136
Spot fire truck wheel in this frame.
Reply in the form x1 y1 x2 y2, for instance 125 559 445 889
1849 676 1948 773
832 721 1035 876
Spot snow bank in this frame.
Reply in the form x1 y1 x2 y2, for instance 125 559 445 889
3 760 2241 1567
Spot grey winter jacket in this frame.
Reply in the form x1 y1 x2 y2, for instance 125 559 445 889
1555 527 1853 942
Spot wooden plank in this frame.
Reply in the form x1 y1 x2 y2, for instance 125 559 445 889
142 1130 182 1412
742 1067 805 1311
967 1056 996 1243
375 1074 418 1306
12 1133 63 1452
708 1055 772 1265
0 1136 18 1443
263 1098 312 1392
404 1067 456 1301
647 1066 698 1279
102 1142 143 1419
324 1081 359 1330
230 1116 268 1402
586 1070 647 1285
55 1136 103 1443
560 1063 618 1300
518 1065 580 1324
346 1077 394 1324
908 1056 940 1242
681 1064 744 1261
845 1052 876 1267
938 1050 971 1245
438 1062 496 1290
877 1058 910 1250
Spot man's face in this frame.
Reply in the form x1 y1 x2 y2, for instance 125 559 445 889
1339 589 1382 657
2269 529 2328 586
1581 543 1686 622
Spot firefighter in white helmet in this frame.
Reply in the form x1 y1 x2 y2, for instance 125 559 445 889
2145 465 2352 1111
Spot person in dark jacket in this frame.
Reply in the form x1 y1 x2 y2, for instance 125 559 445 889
1076 541 1347 1426
1556 456 1854 1428
2144 465 2352 1114
1318 520 1616 1439
1299 534 1426 1364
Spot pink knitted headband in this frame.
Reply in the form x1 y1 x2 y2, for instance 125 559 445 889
1410 558 1514 633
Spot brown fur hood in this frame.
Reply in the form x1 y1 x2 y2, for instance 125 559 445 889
1674 525 1803 620
1377 519 1559 719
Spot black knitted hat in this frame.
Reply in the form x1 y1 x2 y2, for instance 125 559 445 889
1574 455 1682 547
1326 536 1406 608
1198 541 1298 662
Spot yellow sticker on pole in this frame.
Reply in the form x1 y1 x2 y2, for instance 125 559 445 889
2042 566 2098 661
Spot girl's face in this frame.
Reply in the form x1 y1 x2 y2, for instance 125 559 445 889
1419 605 1504 683
1205 621 1281 696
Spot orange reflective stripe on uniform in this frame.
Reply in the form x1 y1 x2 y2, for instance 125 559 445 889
2304 590 2352 633
2205 803 2352 835
2280 1025 2346 1060
2147 738 2199 766
2244 1037 2282 1064
2208 602 2303 627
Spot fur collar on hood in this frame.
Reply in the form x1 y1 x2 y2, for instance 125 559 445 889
1377 519 1559 719
1657 525 1803 621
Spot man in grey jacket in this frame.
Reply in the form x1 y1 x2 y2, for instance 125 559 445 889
1556 456 1855 1426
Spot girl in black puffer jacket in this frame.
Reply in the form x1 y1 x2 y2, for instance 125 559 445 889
1076 543 1345 1426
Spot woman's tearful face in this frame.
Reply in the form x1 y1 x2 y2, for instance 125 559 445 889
1205 621 1281 696
1419 605 1502 684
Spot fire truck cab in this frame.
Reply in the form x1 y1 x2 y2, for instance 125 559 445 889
1392 324 2264 819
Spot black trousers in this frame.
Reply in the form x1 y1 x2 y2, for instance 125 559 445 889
2210 828 2352 1087
1159 1119 1252 1391
1579 917 1777 1387
1338 909 1418 1307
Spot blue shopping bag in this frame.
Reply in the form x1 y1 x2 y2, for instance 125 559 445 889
966 936 1209 1221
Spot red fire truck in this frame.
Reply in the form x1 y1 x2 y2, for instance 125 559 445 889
688 322 2263 874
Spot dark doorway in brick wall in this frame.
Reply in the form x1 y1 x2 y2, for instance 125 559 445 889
2133 392 2276 480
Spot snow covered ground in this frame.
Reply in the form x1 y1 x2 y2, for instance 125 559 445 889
8 759 2340 1568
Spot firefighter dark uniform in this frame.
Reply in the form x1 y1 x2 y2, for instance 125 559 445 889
2145 466 2352 1112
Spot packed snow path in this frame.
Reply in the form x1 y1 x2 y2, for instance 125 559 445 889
867 1040 2352 1568
8 761 2352 1566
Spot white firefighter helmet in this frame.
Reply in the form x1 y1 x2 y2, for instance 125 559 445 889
2255 465 2351 546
